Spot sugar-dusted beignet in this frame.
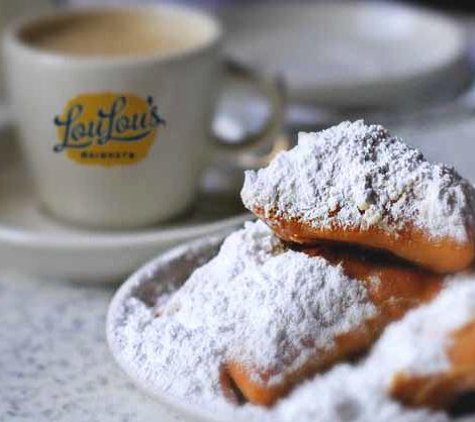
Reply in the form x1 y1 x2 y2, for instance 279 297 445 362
241 120 475 273
222 245 442 407
157 221 376 407
383 280 475 411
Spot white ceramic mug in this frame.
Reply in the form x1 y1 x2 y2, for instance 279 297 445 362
3 5 283 228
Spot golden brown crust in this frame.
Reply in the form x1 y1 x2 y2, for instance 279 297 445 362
251 206 474 274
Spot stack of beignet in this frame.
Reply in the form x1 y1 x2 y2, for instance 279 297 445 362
231 121 475 407
156 121 475 413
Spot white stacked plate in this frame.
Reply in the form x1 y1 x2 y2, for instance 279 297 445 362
220 2 469 107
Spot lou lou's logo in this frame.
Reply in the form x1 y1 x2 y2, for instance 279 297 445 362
53 93 165 166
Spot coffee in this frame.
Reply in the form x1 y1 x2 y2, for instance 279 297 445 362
20 9 204 57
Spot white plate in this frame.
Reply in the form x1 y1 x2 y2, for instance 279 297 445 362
220 2 469 107
0 129 250 282
107 233 475 422
107 233 232 422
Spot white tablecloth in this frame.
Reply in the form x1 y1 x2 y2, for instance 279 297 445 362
0 275 184 422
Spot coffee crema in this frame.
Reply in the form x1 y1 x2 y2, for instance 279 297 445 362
20 9 208 57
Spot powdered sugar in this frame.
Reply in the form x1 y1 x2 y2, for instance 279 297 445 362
270 365 445 422
113 221 375 408
242 120 475 242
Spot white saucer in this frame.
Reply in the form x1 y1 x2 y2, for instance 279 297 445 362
107 233 234 422
220 2 469 107
0 129 250 282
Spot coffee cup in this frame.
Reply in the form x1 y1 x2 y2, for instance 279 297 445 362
3 5 283 228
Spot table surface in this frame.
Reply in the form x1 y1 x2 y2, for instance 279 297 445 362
0 275 185 422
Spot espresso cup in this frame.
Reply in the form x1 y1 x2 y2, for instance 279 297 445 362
3 6 283 228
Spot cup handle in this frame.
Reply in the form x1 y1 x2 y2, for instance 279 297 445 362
210 60 285 155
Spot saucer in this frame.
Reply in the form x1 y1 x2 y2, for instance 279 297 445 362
221 2 469 107
0 128 250 282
